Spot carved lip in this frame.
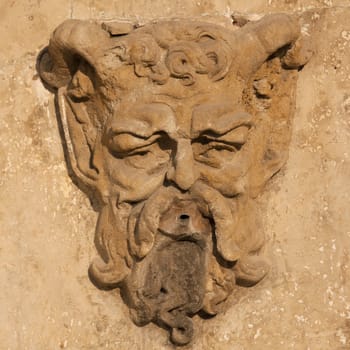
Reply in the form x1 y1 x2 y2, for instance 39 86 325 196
157 228 208 249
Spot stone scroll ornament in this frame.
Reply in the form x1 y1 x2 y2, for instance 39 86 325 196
38 14 311 345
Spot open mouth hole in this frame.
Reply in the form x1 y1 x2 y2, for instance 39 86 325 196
179 214 190 221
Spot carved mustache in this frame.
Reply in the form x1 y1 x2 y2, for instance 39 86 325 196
127 181 243 262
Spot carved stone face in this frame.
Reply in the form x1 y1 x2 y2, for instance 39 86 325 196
39 15 309 345
103 88 252 201
105 85 254 344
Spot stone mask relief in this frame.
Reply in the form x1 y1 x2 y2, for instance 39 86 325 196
38 13 310 345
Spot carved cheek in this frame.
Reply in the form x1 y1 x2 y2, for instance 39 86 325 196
198 157 249 197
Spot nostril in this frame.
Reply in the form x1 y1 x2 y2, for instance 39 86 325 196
179 214 190 221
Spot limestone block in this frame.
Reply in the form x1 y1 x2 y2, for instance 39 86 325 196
0 1 349 349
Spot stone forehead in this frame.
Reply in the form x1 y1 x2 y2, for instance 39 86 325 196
112 79 240 109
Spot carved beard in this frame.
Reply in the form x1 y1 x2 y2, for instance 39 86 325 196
89 182 268 346
122 183 250 345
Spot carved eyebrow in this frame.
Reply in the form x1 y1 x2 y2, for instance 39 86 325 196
109 103 176 138
107 132 161 154
191 105 253 138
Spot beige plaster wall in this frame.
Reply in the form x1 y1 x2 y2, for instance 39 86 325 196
0 1 350 349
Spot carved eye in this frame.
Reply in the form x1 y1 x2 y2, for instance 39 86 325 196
107 133 173 171
192 137 244 167
192 125 249 166
201 142 240 157
124 148 159 169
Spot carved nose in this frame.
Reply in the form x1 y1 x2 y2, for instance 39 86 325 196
166 139 197 191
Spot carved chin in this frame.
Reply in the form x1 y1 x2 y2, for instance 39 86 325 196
125 240 207 345
122 199 211 345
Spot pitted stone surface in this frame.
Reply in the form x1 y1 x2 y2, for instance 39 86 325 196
0 2 349 349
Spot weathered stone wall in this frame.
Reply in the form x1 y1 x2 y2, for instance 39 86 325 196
1 1 349 349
